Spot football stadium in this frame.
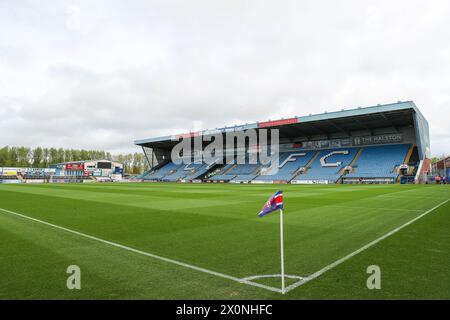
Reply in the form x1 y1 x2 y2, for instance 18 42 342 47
1 101 449 300
135 101 432 185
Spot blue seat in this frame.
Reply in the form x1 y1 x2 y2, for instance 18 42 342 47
346 144 410 179
231 174 258 182
293 147 359 183
142 162 183 180
208 155 260 181
210 174 236 181
255 151 316 181
184 163 211 180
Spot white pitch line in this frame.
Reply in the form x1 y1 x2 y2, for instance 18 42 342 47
375 195 448 200
0 207 281 294
284 198 450 293
328 205 422 212
241 274 305 281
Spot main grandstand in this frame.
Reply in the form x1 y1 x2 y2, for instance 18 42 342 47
135 101 431 184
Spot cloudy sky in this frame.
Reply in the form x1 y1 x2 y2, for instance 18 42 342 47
1 0 449 155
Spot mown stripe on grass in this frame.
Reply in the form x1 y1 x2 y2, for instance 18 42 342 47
0 207 284 294
284 198 450 293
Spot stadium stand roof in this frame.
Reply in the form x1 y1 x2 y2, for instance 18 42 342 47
135 101 426 149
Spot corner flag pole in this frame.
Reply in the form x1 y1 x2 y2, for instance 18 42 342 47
258 190 285 294
280 208 285 294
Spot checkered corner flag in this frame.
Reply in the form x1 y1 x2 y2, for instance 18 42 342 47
258 190 283 218
258 190 287 294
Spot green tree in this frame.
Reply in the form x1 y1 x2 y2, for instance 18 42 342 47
431 157 439 164
32 147 43 167
49 148 58 165
131 153 139 174
71 149 81 161
80 149 89 161
56 148 65 163
16 147 30 167
0 146 9 166
9 147 18 167
42 148 50 168
64 149 72 162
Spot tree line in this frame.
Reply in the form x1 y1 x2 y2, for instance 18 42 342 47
0 146 148 174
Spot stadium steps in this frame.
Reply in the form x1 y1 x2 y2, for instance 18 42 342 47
396 144 414 182
392 145 414 182
193 163 222 180
139 161 170 179
224 164 237 174
290 151 320 181
395 165 402 183
404 145 415 165
341 147 363 174
305 151 321 171
204 168 222 179
205 161 234 180
138 169 154 179
250 163 263 175
203 159 227 178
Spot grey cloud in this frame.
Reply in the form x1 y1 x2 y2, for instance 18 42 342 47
0 0 449 155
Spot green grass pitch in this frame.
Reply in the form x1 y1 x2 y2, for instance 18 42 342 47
0 182 449 299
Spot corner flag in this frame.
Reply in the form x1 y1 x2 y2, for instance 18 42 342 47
258 190 283 218
258 190 286 294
